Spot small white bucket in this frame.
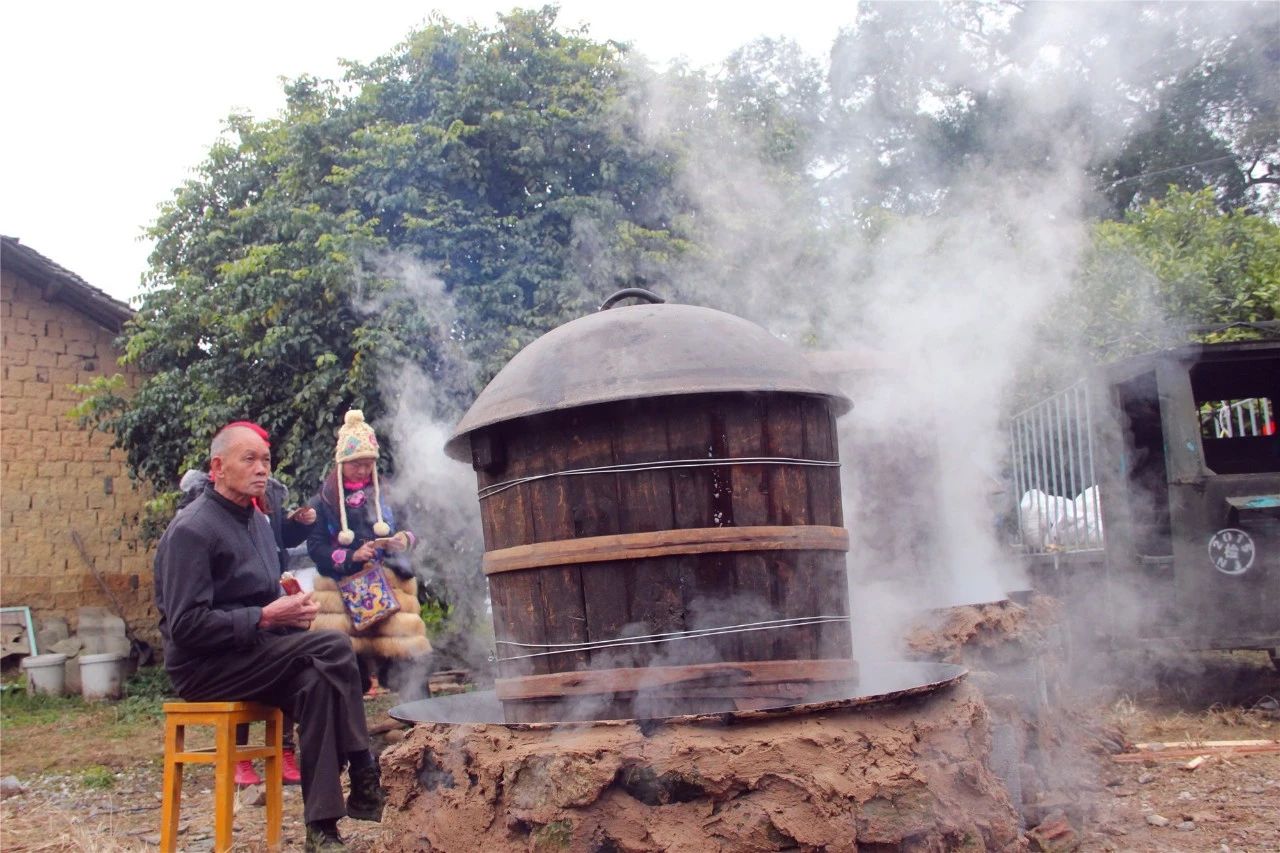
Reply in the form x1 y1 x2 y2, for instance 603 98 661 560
21 653 68 696
79 652 126 701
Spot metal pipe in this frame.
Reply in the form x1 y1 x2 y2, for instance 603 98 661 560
1083 383 1101 550
1063 387 1080 549
1053 394 1069 547
1029 404 1047 553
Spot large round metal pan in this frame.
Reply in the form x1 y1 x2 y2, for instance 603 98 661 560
389 661 967 729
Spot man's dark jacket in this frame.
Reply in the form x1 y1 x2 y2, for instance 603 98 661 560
177 472 307 571
154 485 286 684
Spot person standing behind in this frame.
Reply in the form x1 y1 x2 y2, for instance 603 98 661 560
307 410 430 695
154 423 382 852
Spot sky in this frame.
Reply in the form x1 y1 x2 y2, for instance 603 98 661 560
0 0 857 303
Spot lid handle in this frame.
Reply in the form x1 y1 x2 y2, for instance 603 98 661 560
600 288 666 310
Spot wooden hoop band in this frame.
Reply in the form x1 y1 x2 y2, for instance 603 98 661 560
494 658 860 701
483 524 849 576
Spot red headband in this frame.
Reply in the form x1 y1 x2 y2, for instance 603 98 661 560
220 420 270 446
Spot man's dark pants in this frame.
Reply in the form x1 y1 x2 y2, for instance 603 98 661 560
169 630 368 823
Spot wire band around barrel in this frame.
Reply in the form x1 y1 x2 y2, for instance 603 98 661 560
490 614 852 663
477 456 841 500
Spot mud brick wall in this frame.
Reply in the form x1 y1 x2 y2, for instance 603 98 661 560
0 266 159 646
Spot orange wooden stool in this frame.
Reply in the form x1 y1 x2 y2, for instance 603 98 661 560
159 701 284 852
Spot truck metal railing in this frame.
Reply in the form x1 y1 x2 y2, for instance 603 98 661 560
1200 398 1275 438
1009 381 1104 555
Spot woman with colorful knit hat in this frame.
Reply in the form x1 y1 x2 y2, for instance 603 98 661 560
307 410 430 695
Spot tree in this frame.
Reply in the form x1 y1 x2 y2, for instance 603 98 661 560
818 1 1279 219
1096 16 1280 216
83 7 692 500
1065 188 1280 361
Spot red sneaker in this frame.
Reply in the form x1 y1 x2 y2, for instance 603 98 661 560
281 749 302 785
235 760 263 787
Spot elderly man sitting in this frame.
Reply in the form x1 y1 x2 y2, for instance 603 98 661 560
153 422 381 852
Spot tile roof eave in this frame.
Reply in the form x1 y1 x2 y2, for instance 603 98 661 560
1 235 136 332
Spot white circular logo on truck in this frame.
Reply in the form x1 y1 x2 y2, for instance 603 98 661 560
1208 528 1255 576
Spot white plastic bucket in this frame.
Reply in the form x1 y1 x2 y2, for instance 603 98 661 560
21 653 68 696
79 652 126 701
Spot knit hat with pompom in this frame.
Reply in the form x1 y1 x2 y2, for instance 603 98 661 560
334 410 391 544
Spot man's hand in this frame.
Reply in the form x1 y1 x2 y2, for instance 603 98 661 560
287 506 317 525
259 592 319 630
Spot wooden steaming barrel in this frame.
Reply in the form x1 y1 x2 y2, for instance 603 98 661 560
448 293 856 722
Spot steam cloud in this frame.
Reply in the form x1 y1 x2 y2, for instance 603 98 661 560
367 4 1270 680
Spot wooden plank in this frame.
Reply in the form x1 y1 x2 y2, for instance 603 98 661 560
645 683 811 700
1112 743 1280 762
813 553 853 658
494 658 860 700
535 565 591 672
763 396 811 526
707 406 735 528
687 553 740 664
723 395 770 527
527 412 575 543
663 398 718 670
476 421 541 551
809 441 852 656
801 397 843 527
609 400 685 661
163 701 279 714
614 400 675 535
470 423 502 548
526 414 589 673
1134 739 1280 750
482 525 850 574
580 558 635 670
770 551 817 660
564 406 621 538
487 572 545 677
566 404 634 670
483 417 554 675
621 560 686 664
723 395 773 661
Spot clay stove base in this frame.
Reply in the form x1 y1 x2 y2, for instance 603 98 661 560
379 677 1019 852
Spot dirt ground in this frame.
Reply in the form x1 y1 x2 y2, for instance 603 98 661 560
1 651 1276 852
1068 650 1280 853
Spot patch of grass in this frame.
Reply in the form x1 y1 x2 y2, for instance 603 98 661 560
124 666 174 700
101 666 172 731
81 765 116 790
110 694 166 727
0 690 87 728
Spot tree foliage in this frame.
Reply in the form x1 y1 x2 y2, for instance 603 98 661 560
85 1 1278 502
87 7 692 496
1067 187 1280 360
818 1 1279 217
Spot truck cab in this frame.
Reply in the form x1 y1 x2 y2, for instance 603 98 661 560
1011 340 1279 661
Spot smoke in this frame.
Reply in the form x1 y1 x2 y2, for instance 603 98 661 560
353 253 494 685
364 4 1271 708
619 3 1269 665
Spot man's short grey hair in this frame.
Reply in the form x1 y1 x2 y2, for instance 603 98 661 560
210 425 252 461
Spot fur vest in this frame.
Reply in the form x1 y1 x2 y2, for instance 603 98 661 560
310 572 431 660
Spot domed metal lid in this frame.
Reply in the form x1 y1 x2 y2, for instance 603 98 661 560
446 292 851 461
